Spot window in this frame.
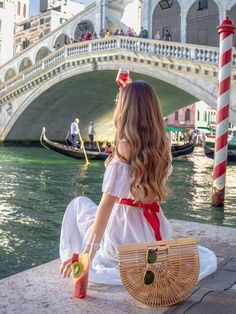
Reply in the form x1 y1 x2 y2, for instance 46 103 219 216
204 111 207 122
23 22 31 30
60 18 67 24
22 39 30 49
17 1 21 15
40 18 45 25
0 2 4 9
23 4 26 17
197 110 200 121
198 0 208 10
185 109 191 121
159 0 172 10
174 111 179 121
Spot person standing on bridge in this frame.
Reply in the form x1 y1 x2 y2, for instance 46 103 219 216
60 81 216 288
163 30 171 41
70 118 79 148
139 26 148 38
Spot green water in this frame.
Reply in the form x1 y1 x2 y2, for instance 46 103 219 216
0 146 235 279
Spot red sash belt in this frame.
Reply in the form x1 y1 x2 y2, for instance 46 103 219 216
115 198 162 241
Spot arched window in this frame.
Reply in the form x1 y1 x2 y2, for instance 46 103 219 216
17 1 21 15
185 108 191 121
22 38 30 49
23 4 26 17
174 111 179 121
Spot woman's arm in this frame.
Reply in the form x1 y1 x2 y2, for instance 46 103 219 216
83 192 117 258
60 192 116 277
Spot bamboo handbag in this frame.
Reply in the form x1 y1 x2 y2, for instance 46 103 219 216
117 237 199 307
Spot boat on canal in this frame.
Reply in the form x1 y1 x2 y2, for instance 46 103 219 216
40 128 110 160
204 138 236 162
65 132 103 152
171 142 195 158
40 128 195 160
66 131 195 158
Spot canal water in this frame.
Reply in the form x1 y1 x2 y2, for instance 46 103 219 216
0 146 235 279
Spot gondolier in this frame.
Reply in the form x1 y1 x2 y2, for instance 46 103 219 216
70 118 79 148
88 122 95 148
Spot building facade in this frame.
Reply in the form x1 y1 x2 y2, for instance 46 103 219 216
166 101 217 129
14 9 72 55
141 0 236 47
0 0 29 65
40 0 84 16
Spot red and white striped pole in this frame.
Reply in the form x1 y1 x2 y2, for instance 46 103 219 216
212 17 235 206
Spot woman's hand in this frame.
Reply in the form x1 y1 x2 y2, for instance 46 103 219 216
60 258 72 278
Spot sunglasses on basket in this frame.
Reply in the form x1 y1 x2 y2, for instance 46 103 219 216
144 249 157 285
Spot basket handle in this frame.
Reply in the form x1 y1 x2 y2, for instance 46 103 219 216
156 244 169 252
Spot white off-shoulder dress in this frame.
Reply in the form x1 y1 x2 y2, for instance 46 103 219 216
60 157 217 285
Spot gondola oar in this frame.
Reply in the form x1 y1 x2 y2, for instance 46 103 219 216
96 141 101 152
78 129 89 165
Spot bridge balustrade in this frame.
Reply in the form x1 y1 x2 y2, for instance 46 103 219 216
1 37 236 99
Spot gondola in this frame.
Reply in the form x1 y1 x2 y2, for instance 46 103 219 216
41 128 195 161
66 132 195 158
204 142 236 162
65 133 194 157
40 128 110 160
171 142 195 157
65 132 103 152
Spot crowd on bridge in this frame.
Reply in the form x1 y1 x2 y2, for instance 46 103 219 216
74 27 171 42
72 26 150 43
54 27 172 50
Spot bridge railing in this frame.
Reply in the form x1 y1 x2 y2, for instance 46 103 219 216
1 36 236 97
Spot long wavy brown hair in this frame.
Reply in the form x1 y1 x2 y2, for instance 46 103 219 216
106 81 172 202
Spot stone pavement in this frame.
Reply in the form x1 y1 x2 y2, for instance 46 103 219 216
0 219 236 314
166 257 236 314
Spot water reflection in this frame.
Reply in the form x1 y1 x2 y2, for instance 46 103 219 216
0 146 235 279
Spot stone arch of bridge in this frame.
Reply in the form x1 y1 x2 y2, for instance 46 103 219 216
4 63 218 141
152 0 181 41
4 68 17 82
35 47 51 63
184 0 223 18
186 0 220 47
226 0 236 11
54 33 71 49
73 20 95 40
150 0 182 35
18 57 33 73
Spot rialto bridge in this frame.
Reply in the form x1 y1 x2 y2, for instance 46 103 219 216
1 0 236 141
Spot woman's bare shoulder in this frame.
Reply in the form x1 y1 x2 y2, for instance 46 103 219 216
117 139 131 162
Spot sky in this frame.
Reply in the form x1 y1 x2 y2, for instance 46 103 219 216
29 0 89 17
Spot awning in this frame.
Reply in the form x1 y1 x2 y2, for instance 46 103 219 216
165 126 185 133
197 127 212 132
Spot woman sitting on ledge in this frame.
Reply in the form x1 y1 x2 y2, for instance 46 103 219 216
59 81 217 285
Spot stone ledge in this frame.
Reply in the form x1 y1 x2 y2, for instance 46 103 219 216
1 220 236 314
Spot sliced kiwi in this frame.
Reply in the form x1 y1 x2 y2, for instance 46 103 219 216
71 262 83 278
